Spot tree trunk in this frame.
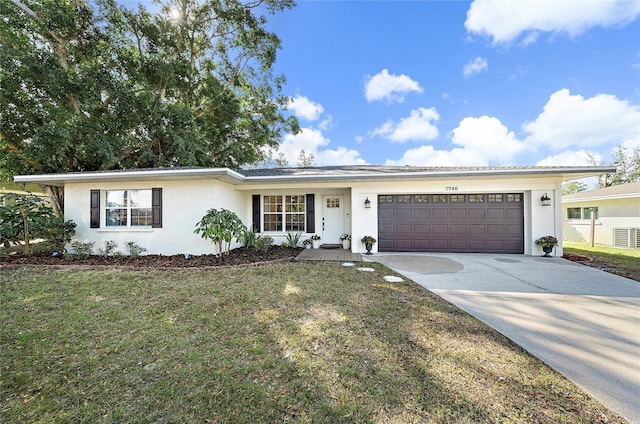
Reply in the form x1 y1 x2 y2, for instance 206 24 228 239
44 185 64 217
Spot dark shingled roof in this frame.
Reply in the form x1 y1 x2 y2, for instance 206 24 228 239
239 165 573 177
563 181 640 200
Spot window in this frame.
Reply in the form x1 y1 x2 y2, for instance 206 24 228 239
450 194 465 203
379 195 393 203
263 195 306 232
582 207 598 220
567 207 581 219
105 189 152 227
488 194 503 202
566 207 599 220
326 198 340 208
396 195 411 203
432 195 446 203
469 194 484 203
507 194 522 202
414 195 429 203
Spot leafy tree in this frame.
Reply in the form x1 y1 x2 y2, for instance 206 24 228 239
562 181 588 195
297 149 314 167
0 193 76 254
588 144 640 188
194 208 245 255
1 0 299 213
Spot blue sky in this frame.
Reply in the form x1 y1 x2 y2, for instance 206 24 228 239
263 0 640 168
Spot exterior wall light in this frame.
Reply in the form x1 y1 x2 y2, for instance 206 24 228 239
364 197 371 208
541 193 551 207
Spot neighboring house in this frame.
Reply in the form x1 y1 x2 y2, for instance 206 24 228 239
14 165 615 256
562 182 640 249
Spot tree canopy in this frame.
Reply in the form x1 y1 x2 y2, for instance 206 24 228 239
589 144 640 188
1 0 298 185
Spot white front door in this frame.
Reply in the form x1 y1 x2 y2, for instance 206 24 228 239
322 195 344 244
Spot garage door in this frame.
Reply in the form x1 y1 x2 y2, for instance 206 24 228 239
378 193 524 253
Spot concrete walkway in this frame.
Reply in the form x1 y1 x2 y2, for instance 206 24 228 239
295 247 362 262
370 253 640 423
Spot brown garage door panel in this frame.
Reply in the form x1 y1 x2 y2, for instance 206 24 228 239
378 193 524 254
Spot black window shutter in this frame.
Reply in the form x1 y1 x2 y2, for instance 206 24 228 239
252 195 260 231
90 190 100 228
152 188 162 228
306 194 315 233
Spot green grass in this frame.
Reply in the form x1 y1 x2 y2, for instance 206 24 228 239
1 263 625 423
564 242 640 282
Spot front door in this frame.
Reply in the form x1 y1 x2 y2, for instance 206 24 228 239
322 195 344 244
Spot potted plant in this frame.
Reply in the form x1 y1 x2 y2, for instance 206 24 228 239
339 234 351 249
360 235 376 255
311 234 321 249
302 239 313 249
535 235 558 257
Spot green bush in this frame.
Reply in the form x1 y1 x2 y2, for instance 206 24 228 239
97 240 120 257
243 227 259 248
285 231 303 247
194 208 245 256
68 241 95 259
255 235 273 252
0 193 75 255
125 241 147 258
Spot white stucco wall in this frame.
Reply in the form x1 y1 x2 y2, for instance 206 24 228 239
563 197 640 246
65 178 247 255
62 174 566 257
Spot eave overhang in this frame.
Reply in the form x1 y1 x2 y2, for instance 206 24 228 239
13 166 617 187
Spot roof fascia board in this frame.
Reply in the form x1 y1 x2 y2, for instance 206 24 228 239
562 193 640 202
14 166 616 186
241 166 617 183
14 168 246 186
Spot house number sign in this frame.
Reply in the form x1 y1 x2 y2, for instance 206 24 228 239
445 186 459 191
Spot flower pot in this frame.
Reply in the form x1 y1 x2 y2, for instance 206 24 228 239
542 245 554 257
342 240 351 249
312 240 320 249
305 244 311 250
365 243 373 255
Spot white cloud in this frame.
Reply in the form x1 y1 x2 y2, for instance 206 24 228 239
463 57 488 78
278 128 366 166
385 145 485 166
386 115 527 166
288 95 324 121
452 116 527 162
465 0 640 44
370 107 440 143
535 150 599 166
523 89 640 149
318 115 333 130
364 69 423 103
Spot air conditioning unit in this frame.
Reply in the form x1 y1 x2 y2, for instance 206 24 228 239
613 228 640 248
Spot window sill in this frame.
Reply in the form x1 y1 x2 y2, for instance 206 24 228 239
98 227 154 232
566 220 601 225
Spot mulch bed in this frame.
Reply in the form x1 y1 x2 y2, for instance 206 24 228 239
0 246 303 268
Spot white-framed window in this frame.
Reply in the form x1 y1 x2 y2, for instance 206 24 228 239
105 189 153 227
566 206 599 220
263 195 306 232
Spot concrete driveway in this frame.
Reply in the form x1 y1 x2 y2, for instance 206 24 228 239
369 253 640 423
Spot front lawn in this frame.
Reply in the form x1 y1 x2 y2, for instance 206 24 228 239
563 242 640 282
0 263 625 423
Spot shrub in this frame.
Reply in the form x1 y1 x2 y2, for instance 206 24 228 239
125 241 147 258
243 227 259 248
97 240 120 257
0 193 75 255
285 231 303 247
194 208 245 256
255 235 273 252
68 241 95 259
